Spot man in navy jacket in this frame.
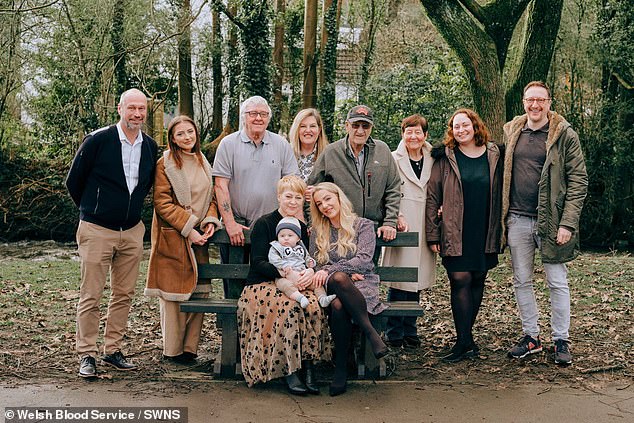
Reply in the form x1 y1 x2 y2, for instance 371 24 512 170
66 88 157 378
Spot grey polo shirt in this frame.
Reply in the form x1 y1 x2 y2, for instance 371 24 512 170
212 129 299 226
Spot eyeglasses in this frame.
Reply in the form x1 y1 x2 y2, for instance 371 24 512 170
245 111 270 118
523 97 551 105
350 122 372 130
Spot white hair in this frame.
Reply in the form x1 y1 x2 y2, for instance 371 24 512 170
239 96 271 130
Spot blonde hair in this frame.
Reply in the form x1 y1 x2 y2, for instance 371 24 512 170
277 174 307 196
310 182 357 264
288 108 329 160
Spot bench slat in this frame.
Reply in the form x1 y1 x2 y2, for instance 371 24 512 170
180 299 238 313
199 264 419 283
207 229 418 247
180 299 422 316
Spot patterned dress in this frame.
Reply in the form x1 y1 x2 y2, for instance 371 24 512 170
237 210 330 387
310 217 388 315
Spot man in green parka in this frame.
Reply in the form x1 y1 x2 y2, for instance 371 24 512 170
502 81 588 365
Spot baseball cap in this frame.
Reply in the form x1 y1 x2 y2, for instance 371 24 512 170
346 105 374 124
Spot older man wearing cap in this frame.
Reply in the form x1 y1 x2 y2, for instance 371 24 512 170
308 105 401 252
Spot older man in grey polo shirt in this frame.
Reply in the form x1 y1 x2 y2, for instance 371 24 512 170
213 96 299 296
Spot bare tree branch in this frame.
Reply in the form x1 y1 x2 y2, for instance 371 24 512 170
0 0 60 13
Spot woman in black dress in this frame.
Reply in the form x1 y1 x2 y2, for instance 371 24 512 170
425 108 503 362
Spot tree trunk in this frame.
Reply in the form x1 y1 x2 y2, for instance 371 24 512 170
319 0 341 141
111 0 127 97
211 8 224 134
177 0 194 118
272 0 286 132
302 0 318 108
358 0 380 103
240 0 272 100
227 0 240 131
505 0 564 118
419 0 563 140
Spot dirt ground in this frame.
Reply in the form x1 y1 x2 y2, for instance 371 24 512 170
1 377 633 422
0 241 632 422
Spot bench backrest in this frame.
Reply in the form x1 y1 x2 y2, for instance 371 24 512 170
201 229 419 298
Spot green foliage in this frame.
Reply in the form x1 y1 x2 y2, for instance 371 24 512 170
577 0 634 246
318 0 339 141
283 0 305 119
350 60 472 148
238 0 273 99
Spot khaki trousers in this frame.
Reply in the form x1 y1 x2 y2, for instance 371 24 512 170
75 220 145 357
159 243 210 357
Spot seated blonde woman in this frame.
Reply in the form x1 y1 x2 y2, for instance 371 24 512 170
309 182 389 396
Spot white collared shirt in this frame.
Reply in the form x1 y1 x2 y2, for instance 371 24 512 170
116 122 144 194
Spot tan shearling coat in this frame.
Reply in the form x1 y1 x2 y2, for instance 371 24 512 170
145 151 221 301
382 140 437 291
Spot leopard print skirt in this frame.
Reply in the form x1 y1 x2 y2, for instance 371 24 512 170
237 282 331 387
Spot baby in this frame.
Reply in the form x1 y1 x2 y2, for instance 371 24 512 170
268 217 336 308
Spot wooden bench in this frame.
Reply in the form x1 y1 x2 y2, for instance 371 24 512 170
180 229 422 378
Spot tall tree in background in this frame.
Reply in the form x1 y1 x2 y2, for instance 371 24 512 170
318 0 341 140
226 0 240 130
302 0 318 107
238 0 272 99
419 0 563 139
271 0 285 131
111 0 127 97
0 0 23 148
211 7 224 133
358 0 384 103
176 0 194 117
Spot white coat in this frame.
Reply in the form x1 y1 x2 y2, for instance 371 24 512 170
382 139 436 291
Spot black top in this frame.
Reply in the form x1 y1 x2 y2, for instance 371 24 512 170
65 125 158 231
246 210 309 284
409 157 424 180
442 147 497 272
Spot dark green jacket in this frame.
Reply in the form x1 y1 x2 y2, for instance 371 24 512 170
307 136 401 228
502 112 588 263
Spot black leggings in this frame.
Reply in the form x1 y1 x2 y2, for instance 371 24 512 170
448 271 487 346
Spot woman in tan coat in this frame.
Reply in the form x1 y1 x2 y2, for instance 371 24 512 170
382 114 436 349
145 115 221 364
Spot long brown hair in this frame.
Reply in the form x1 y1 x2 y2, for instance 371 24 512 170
443 108 490 149
167 115 204 169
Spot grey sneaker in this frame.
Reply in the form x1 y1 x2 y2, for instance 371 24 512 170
79 355 97 378
554 339 572 364
508 335 542 358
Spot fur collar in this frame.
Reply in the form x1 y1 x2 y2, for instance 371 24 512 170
162 150 213 208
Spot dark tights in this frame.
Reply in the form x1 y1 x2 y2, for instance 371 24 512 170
327 272 386 387
448 271 487 347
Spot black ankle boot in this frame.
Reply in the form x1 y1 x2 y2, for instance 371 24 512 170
303 361 320 395
285 372 308 396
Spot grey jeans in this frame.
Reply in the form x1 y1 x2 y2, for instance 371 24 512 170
506 213 570 341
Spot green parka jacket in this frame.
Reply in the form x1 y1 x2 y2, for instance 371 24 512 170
502 111 588 263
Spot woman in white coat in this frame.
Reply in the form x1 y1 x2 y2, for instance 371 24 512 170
382 114 437 348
